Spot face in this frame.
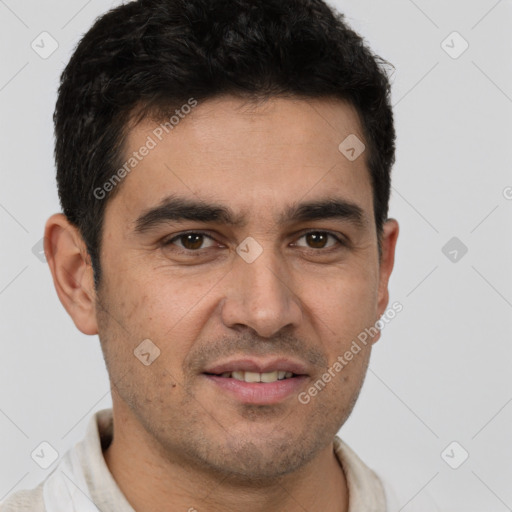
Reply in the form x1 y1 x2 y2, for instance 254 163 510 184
92 96 397 481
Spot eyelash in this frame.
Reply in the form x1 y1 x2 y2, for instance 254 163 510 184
162 230 347 253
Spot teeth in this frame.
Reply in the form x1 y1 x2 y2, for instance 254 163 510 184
224 371 294 382
261 371 278 383
244 371 261 383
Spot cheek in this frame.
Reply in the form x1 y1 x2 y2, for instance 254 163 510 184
106 267 222 362
96 279 188 413
304 267 379 343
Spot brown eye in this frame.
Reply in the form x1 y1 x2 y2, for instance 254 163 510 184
181 233 204 250
166 232 216 251
294 231 340 249
306 232 328 248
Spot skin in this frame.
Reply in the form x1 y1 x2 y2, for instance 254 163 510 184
45 95 399 512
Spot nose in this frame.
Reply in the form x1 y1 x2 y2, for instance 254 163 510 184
220 247 303 338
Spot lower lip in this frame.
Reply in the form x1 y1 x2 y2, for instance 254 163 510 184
203 374 308 405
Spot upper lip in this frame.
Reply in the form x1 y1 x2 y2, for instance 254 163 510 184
203 357 309 375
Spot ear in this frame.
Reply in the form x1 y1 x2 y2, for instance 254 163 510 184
44 213 99 335
372 218 399 343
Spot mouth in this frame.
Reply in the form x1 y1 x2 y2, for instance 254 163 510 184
202 369 309 405
203 370 297 383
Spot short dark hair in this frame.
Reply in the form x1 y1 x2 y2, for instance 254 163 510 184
54 0 395 285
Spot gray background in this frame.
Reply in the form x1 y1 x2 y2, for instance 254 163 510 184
1 0 511 510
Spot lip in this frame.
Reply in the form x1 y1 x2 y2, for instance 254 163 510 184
204 374 309 404
203 357 309 376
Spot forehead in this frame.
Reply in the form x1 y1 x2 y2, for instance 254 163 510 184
107 96 373 227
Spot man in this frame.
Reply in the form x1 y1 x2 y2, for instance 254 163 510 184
2 0 402 510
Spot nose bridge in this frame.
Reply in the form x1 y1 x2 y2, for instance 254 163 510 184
221 242 302 337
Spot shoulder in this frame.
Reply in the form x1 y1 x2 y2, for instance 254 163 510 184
0 481 46 512
333 436 384 489
333 437 440 512
333 436 387 510
0 409 113 512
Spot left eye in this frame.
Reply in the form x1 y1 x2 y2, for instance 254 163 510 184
166 233 216 250
294 231 341 249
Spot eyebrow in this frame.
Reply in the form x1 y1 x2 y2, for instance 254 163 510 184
133 195 366 233
280 198 365 228
134 196 246 233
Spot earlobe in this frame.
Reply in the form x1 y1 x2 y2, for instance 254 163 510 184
376 218 399 319
44 213 99 335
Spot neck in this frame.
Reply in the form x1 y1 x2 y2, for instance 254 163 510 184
103 406 349 512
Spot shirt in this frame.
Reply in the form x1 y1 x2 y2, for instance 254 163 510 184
0 408 405 511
